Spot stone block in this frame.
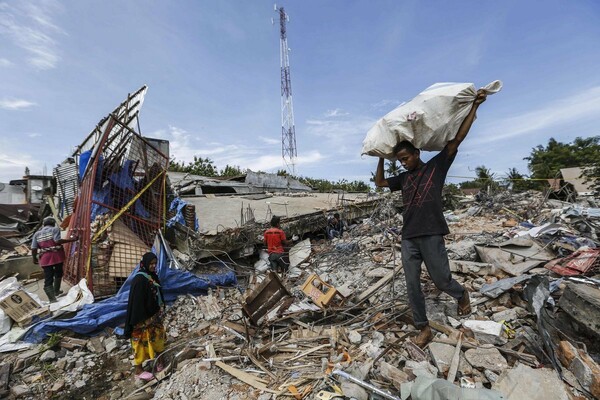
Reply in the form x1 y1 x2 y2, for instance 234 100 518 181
428 342 472 375
557 340 578 368
558 283 600 336
10 385 30 398
464 347 508 373
493 364 570 400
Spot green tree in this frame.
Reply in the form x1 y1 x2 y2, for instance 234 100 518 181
296 176 371 193
220 165 245 177
459 180 483 190
386 160 401 177
503 167 532 192
524 136 600 184
475 165 498 191
169 156 218 176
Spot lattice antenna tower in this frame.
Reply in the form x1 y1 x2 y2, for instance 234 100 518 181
275 5 297 175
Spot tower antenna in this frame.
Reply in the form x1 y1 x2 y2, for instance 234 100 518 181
275 6 297 175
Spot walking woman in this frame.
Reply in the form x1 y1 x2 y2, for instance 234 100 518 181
124 252 166 381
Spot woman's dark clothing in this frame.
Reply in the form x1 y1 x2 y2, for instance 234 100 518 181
123 252 164 339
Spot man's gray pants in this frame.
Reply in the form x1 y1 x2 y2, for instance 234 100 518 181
401 235 465 328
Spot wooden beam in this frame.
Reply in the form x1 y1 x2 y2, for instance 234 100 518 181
357 265 402 303
215 361 278 394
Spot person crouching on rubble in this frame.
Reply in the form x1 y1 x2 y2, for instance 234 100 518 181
264 216 298 273
326 213 345 239
374 90 487 347
31 217 79 303
124 252 166 381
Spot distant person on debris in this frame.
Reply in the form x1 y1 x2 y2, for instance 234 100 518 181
326 213 345 239
124 252 166 381
31 217 78 303
264 216 298 273
374 90 487 347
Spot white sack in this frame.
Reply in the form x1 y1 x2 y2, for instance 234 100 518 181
0 277 21 300
0 310 12 335
362 80 502 159
50 278 95 315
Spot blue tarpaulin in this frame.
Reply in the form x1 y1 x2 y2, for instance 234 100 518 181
23 235 237 343
167 198 199 231
89 159 150 221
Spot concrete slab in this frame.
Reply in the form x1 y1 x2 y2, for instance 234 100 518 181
493 364 570 400
183 193 377 234
558 283 600 335
23 279 73 304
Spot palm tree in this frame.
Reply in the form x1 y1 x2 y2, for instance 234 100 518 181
386 160 402 176
475 165 498 192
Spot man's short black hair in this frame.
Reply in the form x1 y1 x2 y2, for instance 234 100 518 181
43 217 56 226
393 140 419 155
270 216 281 227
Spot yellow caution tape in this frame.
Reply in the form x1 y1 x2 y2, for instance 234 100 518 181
448 175 599 181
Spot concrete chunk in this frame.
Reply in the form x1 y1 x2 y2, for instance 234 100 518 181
39 349 56 362
464 347 507 373
428 342 472 375
557 340 600 398
493 364 570 400
558 283 600 336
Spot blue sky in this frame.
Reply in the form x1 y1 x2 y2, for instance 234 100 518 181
1 0 600 185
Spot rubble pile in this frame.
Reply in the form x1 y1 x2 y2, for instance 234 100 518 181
141 192 600 400
1 190 599 400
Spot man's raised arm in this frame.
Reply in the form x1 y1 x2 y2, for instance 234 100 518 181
446 90 487 156
374 157 389 187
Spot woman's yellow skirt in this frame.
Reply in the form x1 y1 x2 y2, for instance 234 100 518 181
130 315 166 366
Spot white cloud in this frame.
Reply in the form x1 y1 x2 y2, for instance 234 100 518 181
259 136 279 145
324 108 349 117
371 99 401 110
27 132 41 138
0 58 11 67
225 151 325 173
148 125 323 173
0 98 36 110
305 113 375 154
473 85 600 144
0 1 64 69
0 152 39 182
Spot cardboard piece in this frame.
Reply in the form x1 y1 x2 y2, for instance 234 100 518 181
0 290 49 327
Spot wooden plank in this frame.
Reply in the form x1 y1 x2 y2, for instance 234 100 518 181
285 344 330 363
215 361 278 394
357 265 402 302
429 320 459 337
446 333 462 383
245 350 277 380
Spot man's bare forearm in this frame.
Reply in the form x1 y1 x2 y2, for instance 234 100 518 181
375 158 388 187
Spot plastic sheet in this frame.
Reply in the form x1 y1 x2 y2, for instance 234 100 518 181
167 198 199 231
401 376 504 400
480 275 531 298
22 235 236 343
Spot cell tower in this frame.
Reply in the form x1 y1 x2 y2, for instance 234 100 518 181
275 5 297 175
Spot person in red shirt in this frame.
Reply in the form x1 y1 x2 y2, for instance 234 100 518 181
264 216 296 272
31 217 78 302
